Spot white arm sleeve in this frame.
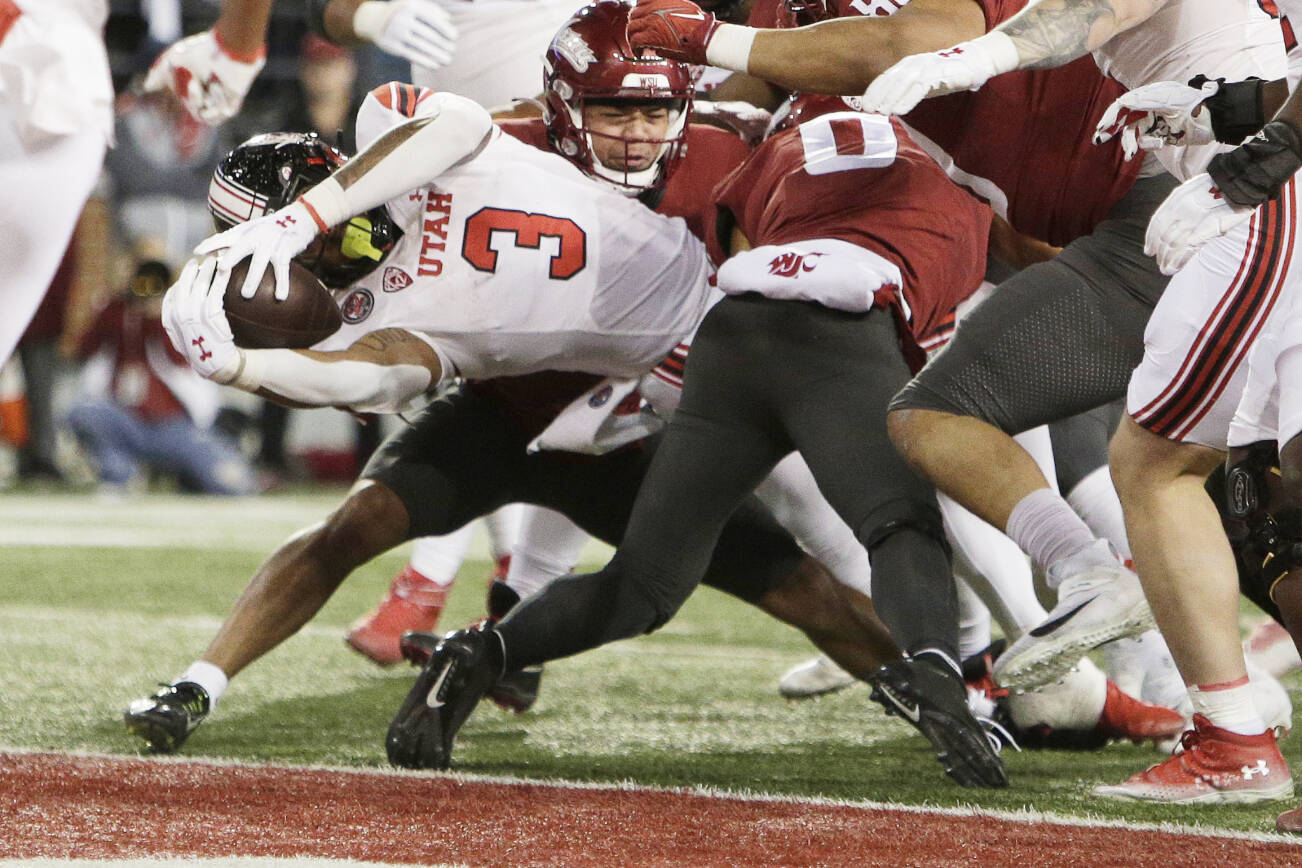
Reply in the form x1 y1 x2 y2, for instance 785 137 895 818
301 89 494 228
233 349 435 414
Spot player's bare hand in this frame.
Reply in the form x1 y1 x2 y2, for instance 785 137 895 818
1093 80 1215 161
1144 172 1254 275
353 0 458 71
628 0 722 65
161 257 241 381
195 202 322 302
142 29 265 125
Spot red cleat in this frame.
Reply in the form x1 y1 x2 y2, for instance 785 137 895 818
1095 679 1187 746
346 565 450 665
1094 714 1293 803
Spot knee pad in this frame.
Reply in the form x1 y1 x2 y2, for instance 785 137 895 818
1221 442 1302 608
862 500 951 560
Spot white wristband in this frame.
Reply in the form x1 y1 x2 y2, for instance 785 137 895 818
968 30 1021 78
298 177 351 231
704 23 757 74
230 348 267 391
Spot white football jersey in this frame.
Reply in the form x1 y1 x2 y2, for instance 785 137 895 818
314 85 715 383
1094 0 1287 179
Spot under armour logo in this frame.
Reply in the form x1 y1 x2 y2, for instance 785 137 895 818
1242 760 1270 779
276 214 298 228
191 336 213 362
938 47 965 57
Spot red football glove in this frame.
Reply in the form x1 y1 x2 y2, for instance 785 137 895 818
627 0 723 65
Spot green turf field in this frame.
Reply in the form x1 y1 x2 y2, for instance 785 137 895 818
2 489 1299 835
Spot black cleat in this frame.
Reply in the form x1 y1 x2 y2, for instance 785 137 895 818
124 681 210 754
489 664 543 714
386 626 499 769
870 654 1010 788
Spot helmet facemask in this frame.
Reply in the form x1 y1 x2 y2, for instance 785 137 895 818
543 1 695 196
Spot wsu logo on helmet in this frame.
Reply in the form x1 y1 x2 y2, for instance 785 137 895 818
341 289 375 324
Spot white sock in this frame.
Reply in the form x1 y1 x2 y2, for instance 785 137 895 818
956 579 992 661
507 507 589 598
941 491 1046 638
1065 466 1132 560
1005 487 1098 578
483 504 523 560
409 527 473 586
181 660 229 708
1190 676 1267 735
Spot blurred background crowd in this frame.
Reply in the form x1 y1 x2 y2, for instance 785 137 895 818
0 0 413 495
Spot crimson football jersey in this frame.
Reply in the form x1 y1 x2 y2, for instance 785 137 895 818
894 0 1141 245
497 118 751 244
709 110 989 362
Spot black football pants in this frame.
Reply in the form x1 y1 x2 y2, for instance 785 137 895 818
361 380 805 606
497 294 957 671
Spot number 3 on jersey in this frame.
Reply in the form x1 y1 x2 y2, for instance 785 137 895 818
462 207 588 280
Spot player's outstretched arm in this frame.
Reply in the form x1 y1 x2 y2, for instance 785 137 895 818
196 92 492 300
862 0 1170 116
162 259 443 412
238 329 445 414
628 0 986 96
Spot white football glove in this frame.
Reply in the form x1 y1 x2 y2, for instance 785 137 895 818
1093 80 1217 162
861 32 1019 117
194 201 323 302
353 0 458 71
1144 172 1256 275
142 30 266 125
161 257 241 382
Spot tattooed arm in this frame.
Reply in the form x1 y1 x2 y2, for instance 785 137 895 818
997 0 1170 69
861 0 1171 114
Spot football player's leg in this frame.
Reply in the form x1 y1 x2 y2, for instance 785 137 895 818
127 386 529 752
504 506 590 599
887 173 1172 553
0 117 105 367
495 408 789 670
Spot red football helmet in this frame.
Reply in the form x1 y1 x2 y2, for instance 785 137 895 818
544 0 694 194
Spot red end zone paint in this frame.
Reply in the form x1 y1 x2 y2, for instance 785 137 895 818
3 752 1301 866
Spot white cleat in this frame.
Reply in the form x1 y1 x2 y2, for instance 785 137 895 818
994 540 1156 691
778 654 856 699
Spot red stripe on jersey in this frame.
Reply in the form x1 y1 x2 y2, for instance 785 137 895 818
830 118 867 157
370 82 400 112
1134 181 1295 439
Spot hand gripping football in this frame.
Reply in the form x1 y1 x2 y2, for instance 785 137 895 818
223 258 342 349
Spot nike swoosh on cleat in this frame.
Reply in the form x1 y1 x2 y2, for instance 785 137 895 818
1027 597 1097 638
878 685 922 723
425 660 454 709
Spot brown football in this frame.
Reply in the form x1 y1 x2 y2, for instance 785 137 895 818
223 258 342 350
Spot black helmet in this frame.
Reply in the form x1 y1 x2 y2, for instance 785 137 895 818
207 132 400 288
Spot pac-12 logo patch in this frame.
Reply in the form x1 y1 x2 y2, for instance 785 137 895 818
383 267 413 292
341 289 374 324
588 384 614 408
